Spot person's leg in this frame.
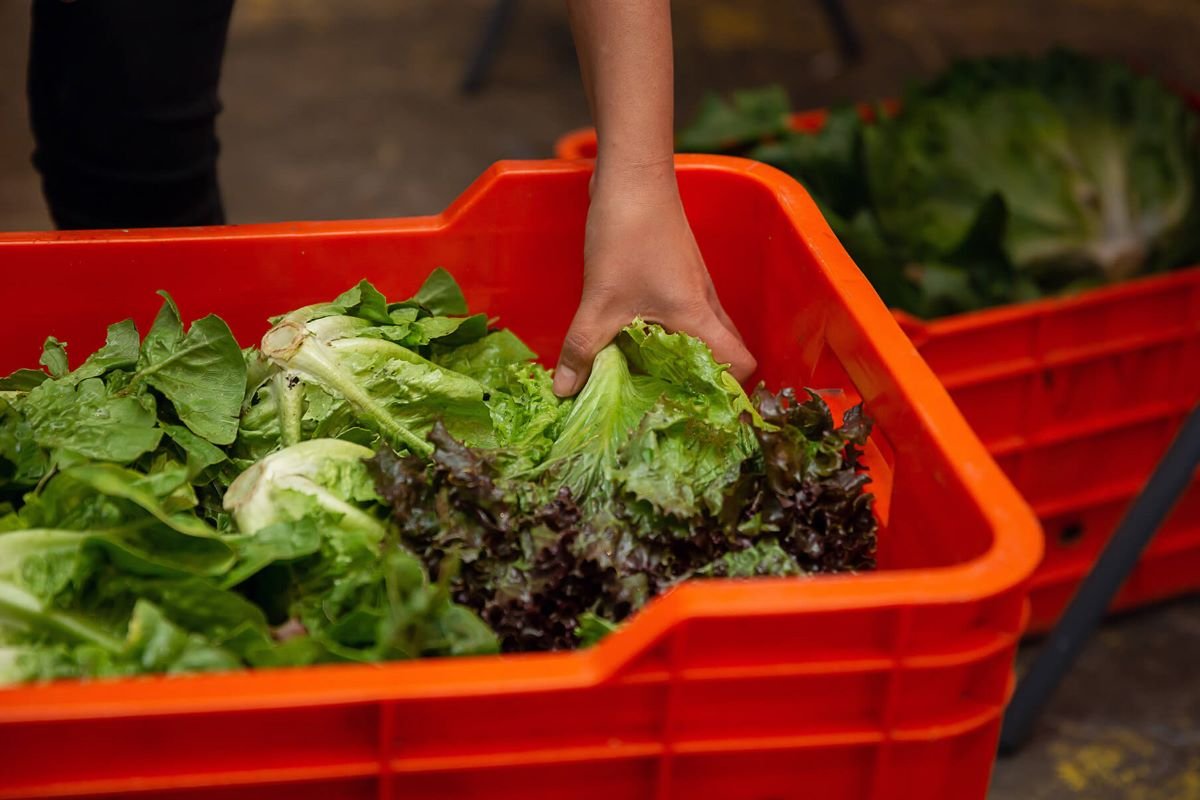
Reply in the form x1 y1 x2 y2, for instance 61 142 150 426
28 0 236 229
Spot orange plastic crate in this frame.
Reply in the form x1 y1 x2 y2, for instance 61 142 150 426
0 157 1040 800
555 114 1200 632
895 273 1200 631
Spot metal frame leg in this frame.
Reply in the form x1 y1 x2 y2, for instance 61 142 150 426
999 404 1200 754
814 0 863 64
460 0 519 95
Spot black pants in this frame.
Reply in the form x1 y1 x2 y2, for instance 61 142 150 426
28 0 235 229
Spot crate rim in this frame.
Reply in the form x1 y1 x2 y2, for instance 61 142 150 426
0 156 1042 718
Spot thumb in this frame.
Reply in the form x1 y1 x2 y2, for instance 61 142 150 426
554 307 616 397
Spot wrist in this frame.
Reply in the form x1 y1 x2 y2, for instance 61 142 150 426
592 151 678 197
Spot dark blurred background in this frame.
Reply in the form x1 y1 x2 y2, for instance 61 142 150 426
1 2 1198 797
4 0 1200 230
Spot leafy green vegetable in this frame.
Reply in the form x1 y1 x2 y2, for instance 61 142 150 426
39 337 69 379
223 439 384 540
544 343 662 503
432 328 537 376
162 423 229 481
0 397 49 491
0 268 876 683
0 369 48 392
412 267 471 316
575 612 619 648
4 465 235 581
0 580 124 654
0 293 244 494
748 104 868 221
677 50 1200 316
259 322 491 456
0 581 246 682
72 320 140 383
244 270 495 461
538 323 758 520
133 293 245 444
24 378 163 466
866 51 1200 304
371 375 875 653
677 84 792 153
275 279 392 326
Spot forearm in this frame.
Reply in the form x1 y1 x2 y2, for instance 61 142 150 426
565 0 677 193
556 0 755 396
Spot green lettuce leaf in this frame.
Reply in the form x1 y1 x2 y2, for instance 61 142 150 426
25 378 162 465
432 328 538 380
864 50 1200 313
0 398 46 491
259 323 492 456
71 320 140 384
543 343 663 503
545 322 758 515
677 85 792 153
0 579 125 654
39 337 69 379
276 280 392 326
133 293 245 445
0 369 49 392
223 439 383 540
411 267 470 316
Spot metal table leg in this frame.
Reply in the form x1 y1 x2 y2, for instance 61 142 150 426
460 0 519 95
999 404 1200 754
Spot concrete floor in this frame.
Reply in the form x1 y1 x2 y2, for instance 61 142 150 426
1 1 1198 797
999 600 1200 799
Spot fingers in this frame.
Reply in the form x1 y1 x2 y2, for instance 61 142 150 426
702 289 756 382
553 305 619 397
710 294 747 343
555 300 757 397
687 312 758 382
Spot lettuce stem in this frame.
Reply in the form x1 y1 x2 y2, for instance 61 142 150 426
274 371 303 448
261 322 434 457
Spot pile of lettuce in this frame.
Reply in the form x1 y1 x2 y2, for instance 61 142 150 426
0 269 876 683
678 50 1200 317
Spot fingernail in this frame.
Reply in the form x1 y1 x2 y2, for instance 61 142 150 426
553 365 577 397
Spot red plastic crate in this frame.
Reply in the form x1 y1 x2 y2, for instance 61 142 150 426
0 157 1041 800
555 112 1200 632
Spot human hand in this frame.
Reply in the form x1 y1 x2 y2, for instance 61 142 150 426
552 162 757 397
